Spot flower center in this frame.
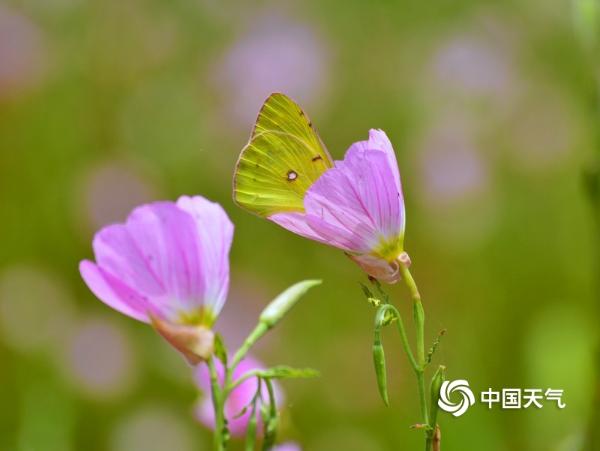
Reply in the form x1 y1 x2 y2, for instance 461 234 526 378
373 235 403 262
178 307 216 328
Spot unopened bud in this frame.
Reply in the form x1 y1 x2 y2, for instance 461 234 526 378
373 334 389 406
259 280 321 328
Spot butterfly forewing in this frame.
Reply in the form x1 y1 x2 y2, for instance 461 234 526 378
233 93 333 218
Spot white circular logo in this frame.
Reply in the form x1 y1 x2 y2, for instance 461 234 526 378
438 379 476 417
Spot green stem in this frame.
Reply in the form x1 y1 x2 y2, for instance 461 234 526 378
584 66 600 451
225 322 270 398
416 369 428 423
228 369 262 393
399 263 432 450
230 323 269 373
208 358 226 451
582 38 600 451
376 304 419 372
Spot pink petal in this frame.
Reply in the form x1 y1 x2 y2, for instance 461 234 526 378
79 260 151 322
347 254 400 284
348 129 402 195
273 443 302 451
176 196 233 317
82 196 234 324
194 356 283 438
91 223 167 299
124 202 203 314
303 147 403 253
268 211 328 244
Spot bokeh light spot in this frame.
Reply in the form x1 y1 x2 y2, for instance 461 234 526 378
110 406 198 451
63 316 137 399
0 265 75 354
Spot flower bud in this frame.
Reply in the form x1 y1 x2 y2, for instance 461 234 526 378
259 280 321 328
372 331 389 406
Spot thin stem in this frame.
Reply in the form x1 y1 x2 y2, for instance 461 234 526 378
376 304 419 372
225 322 270 404
207 357 226 451
399 263 432 450
228 369 262 394
584 67 600 451
231 323 269 372
416 370 429 425
582 39 600 451
262 378 278 451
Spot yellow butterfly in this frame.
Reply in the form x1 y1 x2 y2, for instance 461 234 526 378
233 93 333 218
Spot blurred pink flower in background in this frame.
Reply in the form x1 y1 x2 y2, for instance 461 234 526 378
430 33 513 98
421 14 521 125
273 442 302 451
210 12 331 130
0 5 47 100
508 87 581 172
194 355 283 438
79 195 233 364
63 316 136 399
414 118 499 251
271 129 405 283
79 161 160 231
417 119 490 208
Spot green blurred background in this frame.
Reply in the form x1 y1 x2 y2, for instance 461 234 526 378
0 0 598 450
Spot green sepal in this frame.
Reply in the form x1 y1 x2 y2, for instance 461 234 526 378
428 365 446 432
213 333 228 366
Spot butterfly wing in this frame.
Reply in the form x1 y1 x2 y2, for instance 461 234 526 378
233 93 333 217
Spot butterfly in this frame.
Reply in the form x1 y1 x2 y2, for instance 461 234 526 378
233 93 333 218
233 93 406 283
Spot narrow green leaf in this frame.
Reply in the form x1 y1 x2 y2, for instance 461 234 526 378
255 366 320 380
214 333 228 366
429 365 446 431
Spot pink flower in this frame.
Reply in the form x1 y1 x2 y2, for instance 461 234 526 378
194 356 282 438
270 129 405 283
273 442 302 451
79 195 233 363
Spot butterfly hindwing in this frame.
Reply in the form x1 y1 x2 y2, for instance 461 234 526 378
233 93 333 217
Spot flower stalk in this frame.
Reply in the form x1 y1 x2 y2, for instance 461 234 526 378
208 357 227 451
369 257 444 451
201 280 321 451
573 1 600 447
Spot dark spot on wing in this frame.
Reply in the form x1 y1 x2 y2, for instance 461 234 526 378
287 170 298 182
312 155 323 162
